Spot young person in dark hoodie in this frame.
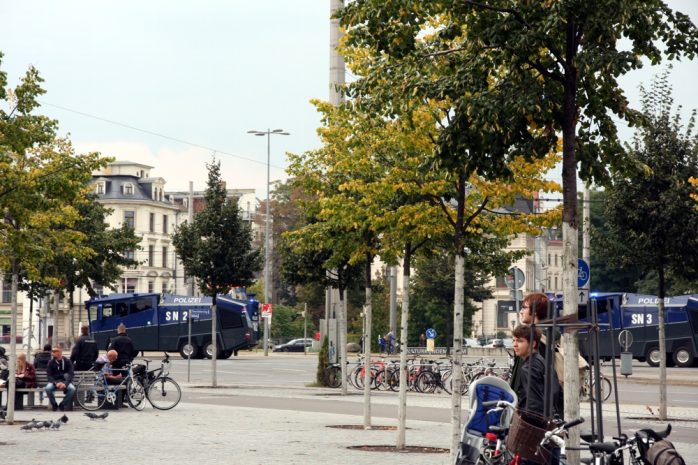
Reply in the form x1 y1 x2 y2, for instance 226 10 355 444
511 324 562 465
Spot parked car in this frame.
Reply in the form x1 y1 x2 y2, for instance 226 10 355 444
490 338 504 348
464 338 481 348
503 338 514 349
273 338 314 352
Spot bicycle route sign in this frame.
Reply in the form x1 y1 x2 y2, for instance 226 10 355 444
578 258 590 288
426 328 437 339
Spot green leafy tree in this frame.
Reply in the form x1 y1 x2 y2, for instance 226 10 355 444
0 54 107 423
172 158 262 386
602 73 698 419
337 3 698 458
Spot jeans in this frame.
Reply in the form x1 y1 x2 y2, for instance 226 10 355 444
45 382 76 407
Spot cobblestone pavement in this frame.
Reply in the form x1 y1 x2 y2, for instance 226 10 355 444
2 383 696 465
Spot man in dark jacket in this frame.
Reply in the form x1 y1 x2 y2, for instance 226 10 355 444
45 347 76 411
70 325 99 370
109 323 136 371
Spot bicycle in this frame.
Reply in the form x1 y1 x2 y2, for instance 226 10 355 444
76 363 144 411
579 368 612 402
581 424 677 465
131 353 182 410
473 400 584 465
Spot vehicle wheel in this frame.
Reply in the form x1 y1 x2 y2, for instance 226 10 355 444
76 375 107 411
147 377 182 410
204 342 221 359
645 346 661 367
590 377 612 402
672 346 695 368
126 378 147 411
179 341 199 360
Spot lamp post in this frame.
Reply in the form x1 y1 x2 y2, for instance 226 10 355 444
248 128 289 356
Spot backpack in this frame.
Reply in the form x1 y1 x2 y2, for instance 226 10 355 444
645 440 686 465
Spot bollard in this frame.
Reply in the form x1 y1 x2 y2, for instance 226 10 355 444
620 351 633 377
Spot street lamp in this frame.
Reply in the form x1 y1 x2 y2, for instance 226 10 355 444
247 128 290 357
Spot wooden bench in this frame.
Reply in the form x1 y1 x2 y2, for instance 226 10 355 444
1 370 97 410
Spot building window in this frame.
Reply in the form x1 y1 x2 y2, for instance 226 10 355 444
163 215 168 234
122 278 137 293
548 254 551 266
554 254 558 267
554 276 558 290
124 211 135 229
123 183 134 195
149 213 155 232
124 249 135 261
95 182 105 195
148 281 154 293
162 247 168 268
162 282 169 294
148 245 154 267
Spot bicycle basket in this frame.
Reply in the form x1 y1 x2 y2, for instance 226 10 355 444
505 409 552 465
132 364 146 376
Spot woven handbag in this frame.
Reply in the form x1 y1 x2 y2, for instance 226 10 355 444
505 409 552 464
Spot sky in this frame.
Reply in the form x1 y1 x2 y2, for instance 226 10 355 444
1 1 697 200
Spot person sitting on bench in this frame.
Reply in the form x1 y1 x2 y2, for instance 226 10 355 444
13 353 36 410
45 347 76 412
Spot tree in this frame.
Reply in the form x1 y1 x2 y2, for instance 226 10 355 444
337 3 698 460
172 158 262 386
601 72 698 419
0 54 108 424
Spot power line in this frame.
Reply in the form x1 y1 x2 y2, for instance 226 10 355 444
39 101 287 170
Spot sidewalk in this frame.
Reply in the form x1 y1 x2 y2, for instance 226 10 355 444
2 383 697 465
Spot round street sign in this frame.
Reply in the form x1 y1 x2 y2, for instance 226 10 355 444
578 258 590 288
618 330 633 351
426 328 437 339
505 267 525 290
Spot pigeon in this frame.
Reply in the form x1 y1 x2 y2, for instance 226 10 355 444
84 411 109 420
59 414 69 423
33 421 46 431
20 423 35 432
41 421 53 429
50 420 61 430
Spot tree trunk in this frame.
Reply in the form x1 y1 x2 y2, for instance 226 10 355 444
658 267 667 420
339 287 348 395
397 246 411 449
211 295 218 387
7 261 20 424
560 19 582 464
363 256 373 428
450 253 465 462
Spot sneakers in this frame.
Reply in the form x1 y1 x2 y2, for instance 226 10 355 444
58 404 64 411
51 404 58 412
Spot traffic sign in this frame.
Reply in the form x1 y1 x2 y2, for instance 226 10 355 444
505 267 525 290
261 303 273 318
426 328 437 339
578 258 590 288
578 289 589 305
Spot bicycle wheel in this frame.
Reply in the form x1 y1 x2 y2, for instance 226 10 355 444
388 369 401 392
441 369 452 395
591 376 612 402
416 371 436 393
76 375 107 411
126 378 147 410
147 377 182 410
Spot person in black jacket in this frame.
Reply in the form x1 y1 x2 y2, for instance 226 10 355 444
109 323 136 371
45 347 76 411
33 343 53 370
70 325 99 371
